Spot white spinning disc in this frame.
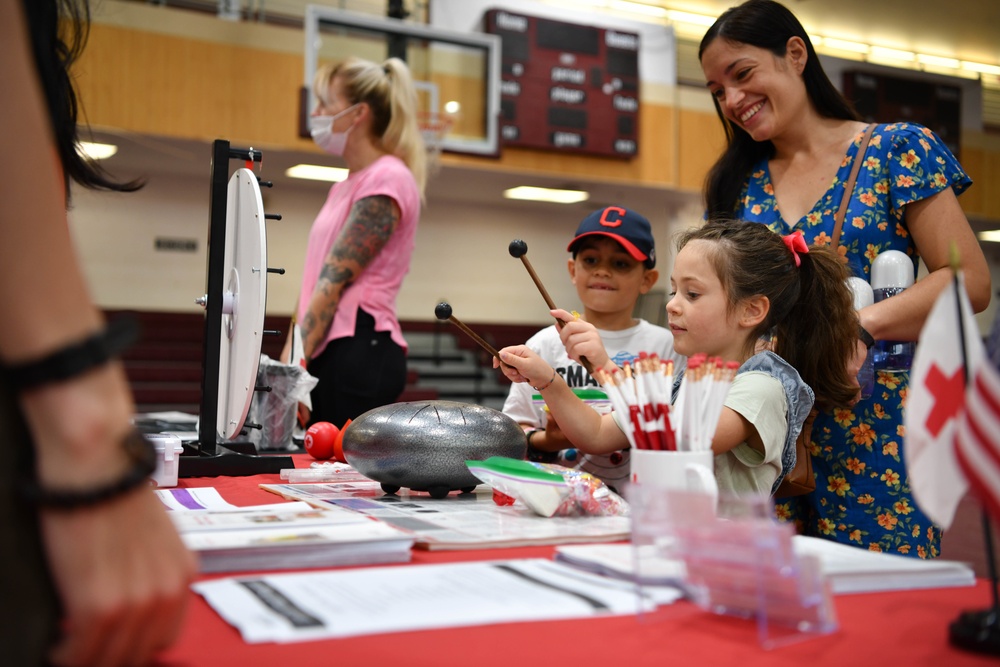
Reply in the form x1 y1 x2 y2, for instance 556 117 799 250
217 167 267 439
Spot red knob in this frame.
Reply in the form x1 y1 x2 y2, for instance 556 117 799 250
333 419 351 463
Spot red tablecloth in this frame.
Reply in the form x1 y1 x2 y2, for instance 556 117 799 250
158 455 1000 666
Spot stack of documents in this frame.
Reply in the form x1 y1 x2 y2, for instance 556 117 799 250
554 535 976 595
168 499 415 573
792 535 976 593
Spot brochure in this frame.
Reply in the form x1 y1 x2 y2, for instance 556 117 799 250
554 535 976 594
169 501 415 573
194 558 678 643
260 481 630 550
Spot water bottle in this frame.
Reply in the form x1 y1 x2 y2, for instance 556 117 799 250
846 277 875 399
870 250 915 371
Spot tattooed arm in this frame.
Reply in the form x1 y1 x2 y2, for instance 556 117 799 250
300 195 400 358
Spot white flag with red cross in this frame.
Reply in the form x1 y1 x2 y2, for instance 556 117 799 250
904 272 983 530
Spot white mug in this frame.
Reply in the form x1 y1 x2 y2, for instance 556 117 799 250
630 449 718 505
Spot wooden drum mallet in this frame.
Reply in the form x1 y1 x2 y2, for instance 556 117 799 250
434 302 509 370
508 239 593 375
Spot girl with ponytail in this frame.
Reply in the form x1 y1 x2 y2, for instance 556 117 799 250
497 218 858 496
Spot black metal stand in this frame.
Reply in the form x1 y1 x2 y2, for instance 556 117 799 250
179 442 289 477
179 139 292 477
946 270 1000 655
950 513 1000 655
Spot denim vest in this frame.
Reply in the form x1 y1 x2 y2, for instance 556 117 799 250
672 351 814 495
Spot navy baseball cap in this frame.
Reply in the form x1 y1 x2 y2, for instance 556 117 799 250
567 206 656 268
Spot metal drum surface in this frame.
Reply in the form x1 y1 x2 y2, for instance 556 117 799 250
341 401 526 498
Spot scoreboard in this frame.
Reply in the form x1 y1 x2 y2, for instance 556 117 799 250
484 9 640 158
842 70 961 159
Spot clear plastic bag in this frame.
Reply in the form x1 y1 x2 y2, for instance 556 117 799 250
467 457 629 518
247 355 318 450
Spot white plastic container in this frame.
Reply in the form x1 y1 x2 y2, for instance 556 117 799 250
871 250 916 371
846 277 875 399
146 434 184 488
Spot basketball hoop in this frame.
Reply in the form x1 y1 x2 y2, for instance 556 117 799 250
418 111 455 157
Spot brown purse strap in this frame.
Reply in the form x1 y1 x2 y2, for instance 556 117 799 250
832 123 876 248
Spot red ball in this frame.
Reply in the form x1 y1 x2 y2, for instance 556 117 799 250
304 422 339 460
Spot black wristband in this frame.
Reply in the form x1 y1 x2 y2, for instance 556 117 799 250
3 317 139 391
858 324 875 350
525 429 559 463
22 429 158 510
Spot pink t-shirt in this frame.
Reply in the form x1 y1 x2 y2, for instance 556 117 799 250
296 154 419 358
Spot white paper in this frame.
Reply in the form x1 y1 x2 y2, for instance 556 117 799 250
556 542 686 585
195 558 660 643
554 537 976 595
134 411 198 424
156 487 240 511
260 481 630 549
169 502 361 530
157 487 308 514
791 535 976 593
167 500 415 573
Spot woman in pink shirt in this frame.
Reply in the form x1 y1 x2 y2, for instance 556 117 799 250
292 56 426 428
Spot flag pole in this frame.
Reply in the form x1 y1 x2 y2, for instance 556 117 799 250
947 245 1000 654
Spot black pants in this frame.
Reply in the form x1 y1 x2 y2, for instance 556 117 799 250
0 378 60 665
306 308 407 429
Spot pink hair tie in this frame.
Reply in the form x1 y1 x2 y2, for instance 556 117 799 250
782 230 809 267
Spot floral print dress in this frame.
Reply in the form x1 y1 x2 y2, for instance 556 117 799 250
734 123 972 558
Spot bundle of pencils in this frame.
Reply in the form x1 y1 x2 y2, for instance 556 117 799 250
673 354 739 452
594 353 737 452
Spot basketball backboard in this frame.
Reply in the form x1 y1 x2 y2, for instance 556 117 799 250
303 5 501 156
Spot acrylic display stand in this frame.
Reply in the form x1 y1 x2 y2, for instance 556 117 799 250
629 487 838 648
179 140 293 477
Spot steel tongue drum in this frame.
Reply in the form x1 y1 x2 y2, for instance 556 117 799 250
341 400 526 498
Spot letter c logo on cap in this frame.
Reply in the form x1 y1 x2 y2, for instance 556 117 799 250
598 206 626 228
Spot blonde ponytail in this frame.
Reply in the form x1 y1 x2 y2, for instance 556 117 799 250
381 58 427 197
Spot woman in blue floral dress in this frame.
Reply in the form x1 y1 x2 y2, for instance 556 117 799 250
698 0 991 557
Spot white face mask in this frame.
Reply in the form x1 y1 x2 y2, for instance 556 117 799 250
309 104 358 156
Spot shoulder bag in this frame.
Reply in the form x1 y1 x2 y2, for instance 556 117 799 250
774 123 874 499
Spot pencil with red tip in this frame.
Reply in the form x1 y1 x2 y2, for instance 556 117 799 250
595 367 638 449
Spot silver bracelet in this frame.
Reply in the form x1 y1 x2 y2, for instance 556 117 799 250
530 370 556 392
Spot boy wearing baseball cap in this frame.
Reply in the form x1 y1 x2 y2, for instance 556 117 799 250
501 206 683 492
